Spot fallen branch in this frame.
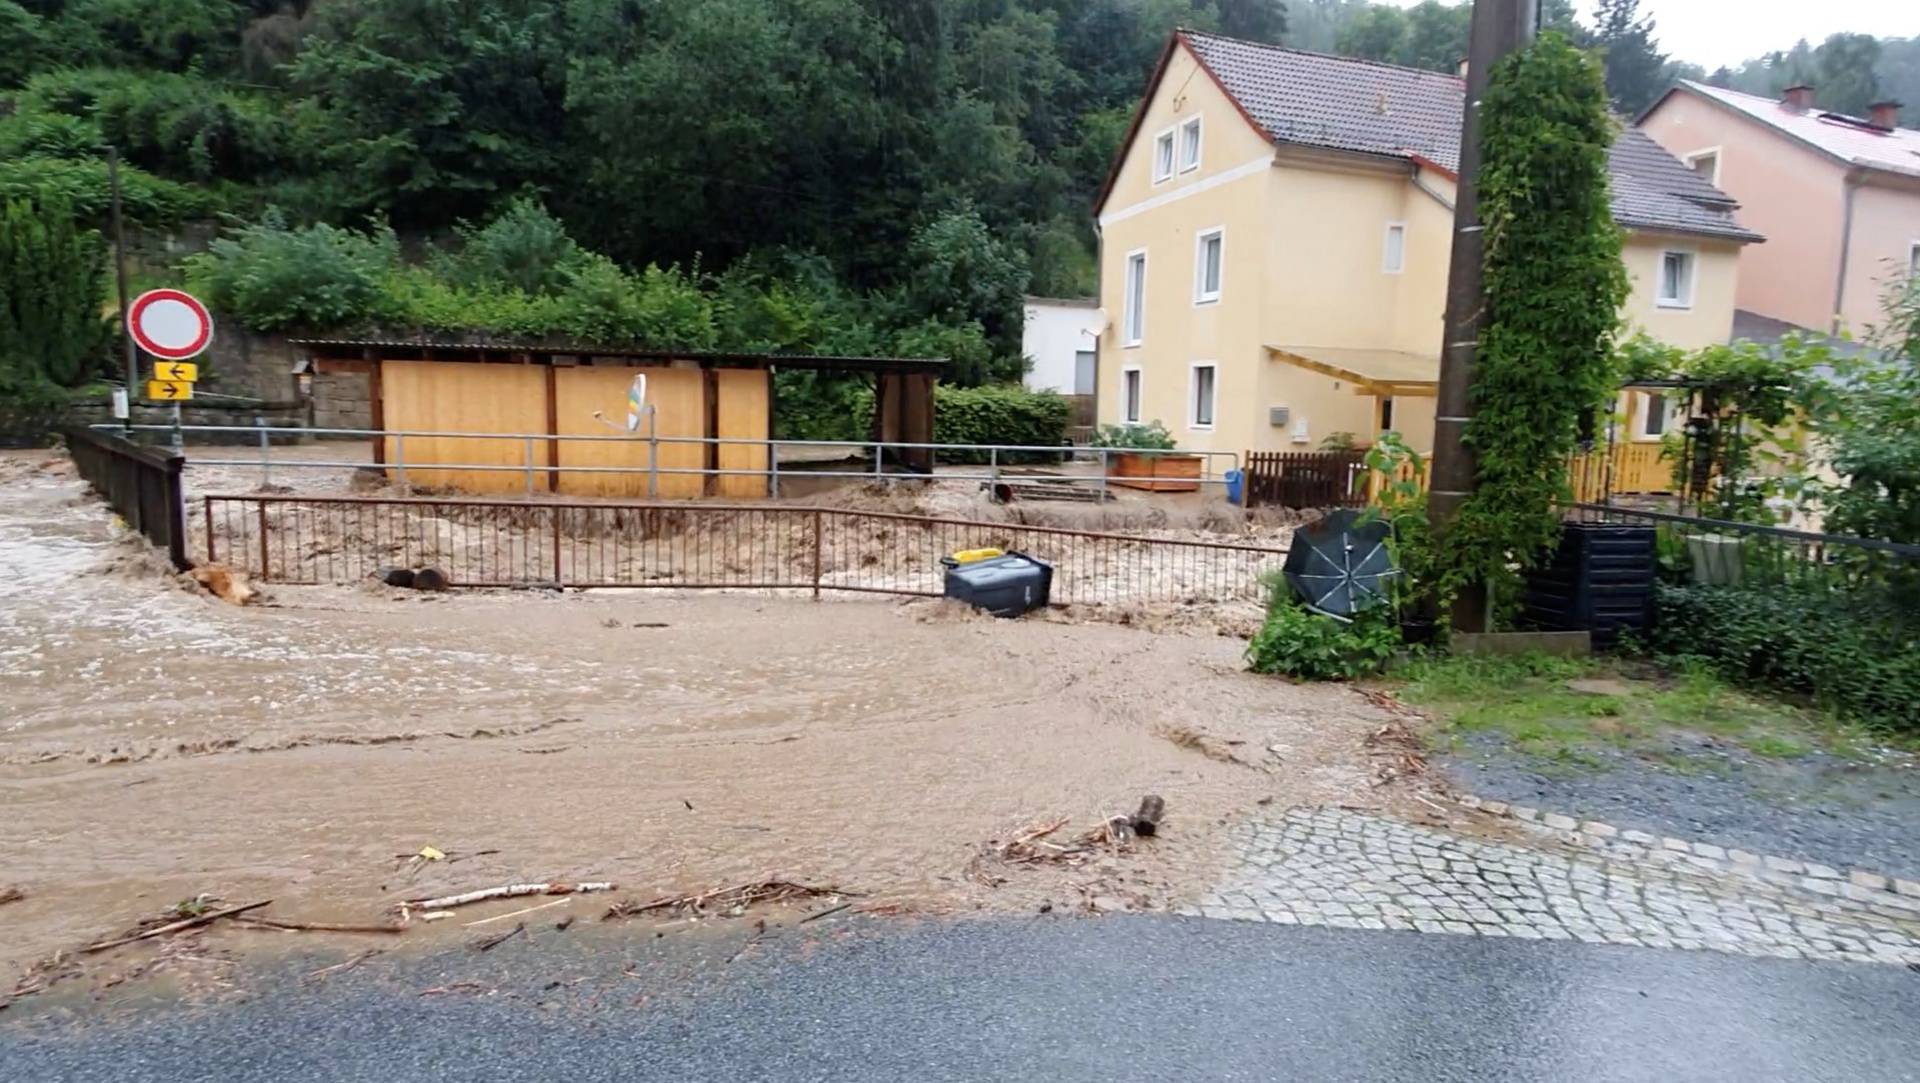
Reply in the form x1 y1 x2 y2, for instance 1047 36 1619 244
0 886 23 906
403 882 614 911
604 880 850 921
471 922 525 952
84 900 271 954
235 916 404 935
797 902 853 925
305 949 383 980
461 897 571 928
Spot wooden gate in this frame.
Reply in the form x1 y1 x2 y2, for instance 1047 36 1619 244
1243 450 1366 509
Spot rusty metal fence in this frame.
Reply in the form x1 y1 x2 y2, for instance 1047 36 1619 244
199 495 1287 608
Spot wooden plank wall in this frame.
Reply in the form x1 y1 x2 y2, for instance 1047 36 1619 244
714 369 770 498
551 365 704 498
372 359 776 498
380 361 548 492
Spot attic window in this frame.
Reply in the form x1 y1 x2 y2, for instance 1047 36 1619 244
1178 116 1202 173
1153 129 1175 183
1684 149 1720 186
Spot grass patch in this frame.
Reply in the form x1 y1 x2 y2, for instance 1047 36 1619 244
1389 651 1852 769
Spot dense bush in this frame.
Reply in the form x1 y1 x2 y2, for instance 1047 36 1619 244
0 155 219 224
1247 597 1403 682
431 197 585 296
1651 582 1920 732
0 196 111 391
11 68 291 182
933 384 1070 453
184 212 399 330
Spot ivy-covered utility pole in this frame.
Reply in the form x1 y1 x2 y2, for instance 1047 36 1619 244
1427 0 1537 633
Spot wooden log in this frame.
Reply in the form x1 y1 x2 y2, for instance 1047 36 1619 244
1129 794 1166 837
84 899 272 953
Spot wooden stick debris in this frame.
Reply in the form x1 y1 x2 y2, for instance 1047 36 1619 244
305 949 383 980
471 922 525 952
83 899 271 953
797 902 853 925
0 886 23 906
603 880 851 920
461 897 571 928
404 882 614 911
235 916 405 935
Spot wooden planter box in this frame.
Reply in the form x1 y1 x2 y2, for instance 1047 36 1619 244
1107 451 1202 492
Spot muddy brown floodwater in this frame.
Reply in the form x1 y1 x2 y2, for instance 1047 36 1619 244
0 451 1407 993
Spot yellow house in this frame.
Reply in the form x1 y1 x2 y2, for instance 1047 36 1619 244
1093 31 1764 462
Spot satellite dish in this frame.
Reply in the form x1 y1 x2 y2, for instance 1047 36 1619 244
625 373 648 432
1282 509 1400 620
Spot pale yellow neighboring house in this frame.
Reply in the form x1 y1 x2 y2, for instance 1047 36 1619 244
1092 31 1764 460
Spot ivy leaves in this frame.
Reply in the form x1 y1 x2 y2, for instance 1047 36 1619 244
1442 33 1627 606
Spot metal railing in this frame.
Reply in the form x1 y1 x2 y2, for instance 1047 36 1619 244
1563 502 1920 597
65 426 190 569
199 494 1286 607
101 424 1241 499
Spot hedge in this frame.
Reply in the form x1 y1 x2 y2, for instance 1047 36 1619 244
932 384 1070 461
1651 581 1920 733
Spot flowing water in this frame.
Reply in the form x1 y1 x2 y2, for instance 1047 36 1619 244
0 452 1397 983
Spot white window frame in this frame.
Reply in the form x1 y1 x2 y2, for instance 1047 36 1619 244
1121 366 1143 424
1177 115 1203 174
1633 391 1674 442
1151 127 1176 184
1193 227 1223 305
1381 221 1406 274
1656 248 1696 310
1682 146 1722 187
1122 249 1147 347
1187 362 1217 430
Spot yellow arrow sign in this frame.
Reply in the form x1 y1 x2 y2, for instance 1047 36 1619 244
146 379 194 401
153 361 199 382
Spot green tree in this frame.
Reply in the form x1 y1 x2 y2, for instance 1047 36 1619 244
287 0 572 225
1394 1 1468 73
0 1 51 87
0 196 109 393
1814 33 1881 117
1214 0 1286 43
1590 0 1666 114
1333 5 1404 62
1441 32 1628 607
905 205 1030 363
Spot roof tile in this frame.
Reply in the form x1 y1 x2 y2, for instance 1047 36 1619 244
1181 31 1762 243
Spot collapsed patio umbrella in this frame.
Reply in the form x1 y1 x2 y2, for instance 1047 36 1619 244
1282 508 1399 619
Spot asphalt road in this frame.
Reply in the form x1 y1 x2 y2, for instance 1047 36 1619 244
6 914 1918 1082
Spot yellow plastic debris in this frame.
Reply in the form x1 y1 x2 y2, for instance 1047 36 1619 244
418 846 446 861
950 547 1004 565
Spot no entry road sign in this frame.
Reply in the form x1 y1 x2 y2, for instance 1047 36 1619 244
127 288 214 361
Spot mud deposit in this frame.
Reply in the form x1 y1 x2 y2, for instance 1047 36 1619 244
1 452 1399 1000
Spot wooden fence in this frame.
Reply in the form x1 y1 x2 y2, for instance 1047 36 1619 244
1243 442 1673 510
1243 450 1367 508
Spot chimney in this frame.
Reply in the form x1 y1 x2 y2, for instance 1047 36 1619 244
1867 100 1903 131
1782 85 1814 113
1456 58 1468 79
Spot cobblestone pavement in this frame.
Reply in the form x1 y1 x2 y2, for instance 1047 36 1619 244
1190 806 1920 965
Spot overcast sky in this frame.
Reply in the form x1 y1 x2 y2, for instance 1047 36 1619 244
1379 1 1914 70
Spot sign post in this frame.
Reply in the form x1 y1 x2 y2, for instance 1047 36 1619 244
126 288 214 448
